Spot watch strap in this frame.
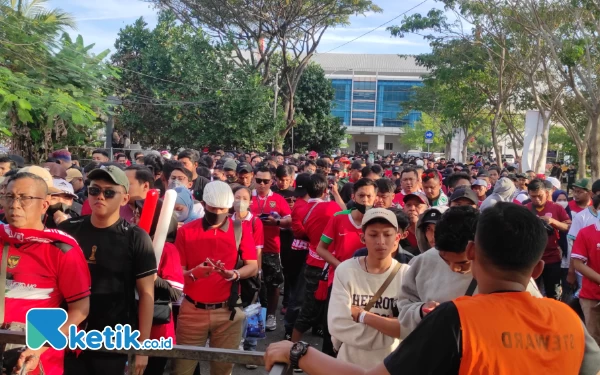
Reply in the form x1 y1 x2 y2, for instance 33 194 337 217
290 341 310 369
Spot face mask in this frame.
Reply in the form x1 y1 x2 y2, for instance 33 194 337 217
227 175 237 183
354 202 373 214
168 180 187 190
204 210 228 226
47 202 70 217
557 201 568 209
234 200 249 213
174 207 189 222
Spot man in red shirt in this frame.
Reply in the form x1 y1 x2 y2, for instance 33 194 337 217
572 221 600 345
392 168 420 207
316 178 377 355
570 178 593 214
249 166 292 331
291 174 341 344
2 171 90 375
403 192 430 254
174 181 258 375
526 179 571 299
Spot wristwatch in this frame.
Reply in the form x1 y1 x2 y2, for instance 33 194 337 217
290 341 310 370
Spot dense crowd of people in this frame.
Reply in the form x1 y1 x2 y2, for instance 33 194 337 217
0 147 599 375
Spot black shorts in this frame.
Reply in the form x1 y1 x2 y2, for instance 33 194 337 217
262 253 284 288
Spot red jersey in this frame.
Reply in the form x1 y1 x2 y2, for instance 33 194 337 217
249 190 292 254
406 230 418 249
526 201 571 264
572 222 600 300
81 199 92 216
320 209 363 285
301 200 342 269
1 225 91 375
176 218 256 303
291 199 309 241
569 199 591 214
232 212 265 249
392 190 422 207
150 242 183 343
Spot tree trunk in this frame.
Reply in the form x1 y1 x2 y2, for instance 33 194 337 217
589 114 600 180
277 93 296 153
445 141 452 160
578 146 587 180
461 131 469 164
491 118 502 166
534 114 551 175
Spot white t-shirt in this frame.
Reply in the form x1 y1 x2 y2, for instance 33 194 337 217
566 207 599 268
328 257 410 369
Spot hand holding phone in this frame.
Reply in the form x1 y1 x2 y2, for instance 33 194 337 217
206 258 226 272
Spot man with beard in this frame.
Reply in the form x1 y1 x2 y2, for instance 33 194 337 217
570 178 594 214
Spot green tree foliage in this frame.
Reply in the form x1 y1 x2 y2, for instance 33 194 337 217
112 12 280 151
283 63 345 153
0 2 113 162
147 0 380 151
399 113 446 152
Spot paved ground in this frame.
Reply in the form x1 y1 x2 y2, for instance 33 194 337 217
193 298 323 375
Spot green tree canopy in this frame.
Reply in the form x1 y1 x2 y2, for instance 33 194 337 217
112 12 281 151
0 2 114 162
284 62 345 153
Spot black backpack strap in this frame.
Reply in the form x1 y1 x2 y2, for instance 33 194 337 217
465 278 478 296
228 219 244 320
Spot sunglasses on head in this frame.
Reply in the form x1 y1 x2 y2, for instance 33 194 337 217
255 178 271 185
88 186 121 199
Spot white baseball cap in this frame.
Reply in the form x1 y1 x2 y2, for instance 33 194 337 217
545 177 561 190
203 181 234 209
52 178 78 199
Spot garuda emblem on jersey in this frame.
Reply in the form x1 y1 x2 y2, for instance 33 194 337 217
7 255 20 269
270 201 276 208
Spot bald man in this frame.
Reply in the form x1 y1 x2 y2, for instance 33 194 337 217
1 172 90 375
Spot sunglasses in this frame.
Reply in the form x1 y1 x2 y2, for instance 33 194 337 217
88 186 121 199
255 178 271 185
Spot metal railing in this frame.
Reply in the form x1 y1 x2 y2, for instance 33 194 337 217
0 330 288 375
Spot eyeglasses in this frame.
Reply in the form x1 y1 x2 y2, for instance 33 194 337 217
255 178 271 185
170 176 188 182
88 186 121 199
0 195 44 207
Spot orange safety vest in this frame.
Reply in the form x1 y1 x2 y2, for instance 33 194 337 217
454 292 585 375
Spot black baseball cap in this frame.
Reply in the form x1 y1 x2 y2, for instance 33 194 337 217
450 188 478 205
392 166 402 175
236 162 253 174
294 173 311 197
477 170 490 178
420 209 443 226
331 163 342 172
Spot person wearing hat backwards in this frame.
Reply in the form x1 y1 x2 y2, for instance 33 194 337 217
264 202 600 375
59 166 157 375
328 208 411 368
570 178 594 214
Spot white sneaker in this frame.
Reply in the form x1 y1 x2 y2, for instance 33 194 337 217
266 314 277 331
246 364 258 370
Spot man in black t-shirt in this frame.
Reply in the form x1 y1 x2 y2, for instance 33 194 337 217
60 165 157 375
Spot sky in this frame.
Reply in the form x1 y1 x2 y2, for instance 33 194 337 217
47 0 436 57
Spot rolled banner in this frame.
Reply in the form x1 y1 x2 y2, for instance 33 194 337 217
138 189 159 234
153 189 176 263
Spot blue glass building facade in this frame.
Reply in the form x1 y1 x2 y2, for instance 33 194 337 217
330 77 422 128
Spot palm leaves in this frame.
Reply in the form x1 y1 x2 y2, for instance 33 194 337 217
0 0 76 29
